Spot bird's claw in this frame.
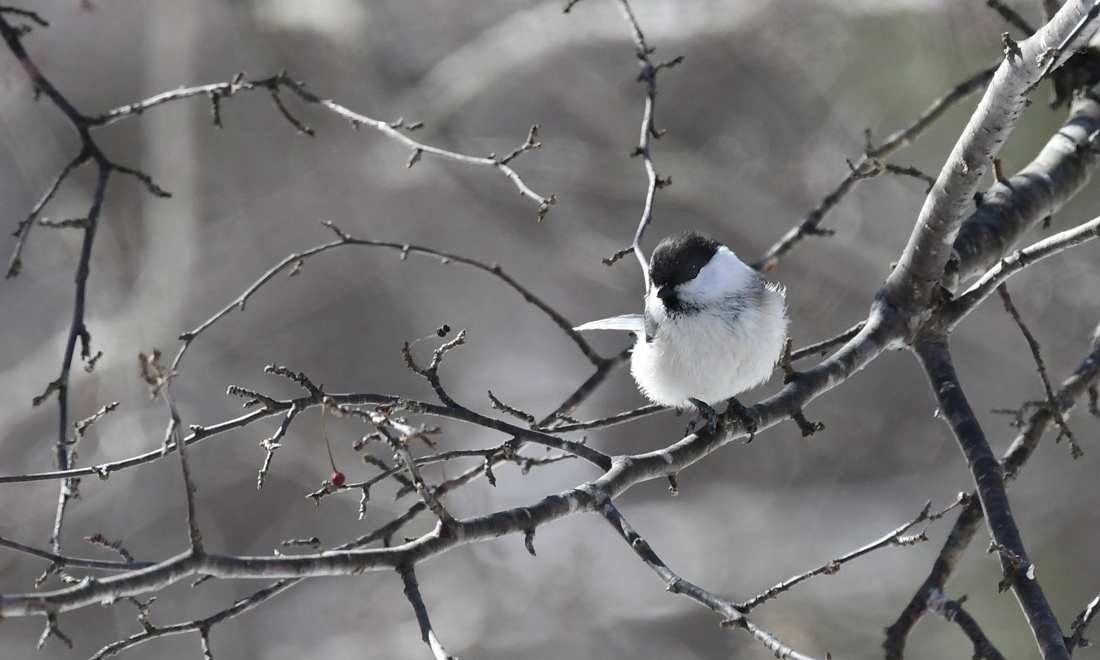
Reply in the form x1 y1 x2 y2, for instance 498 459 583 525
686 398 718 437
725 398 758 442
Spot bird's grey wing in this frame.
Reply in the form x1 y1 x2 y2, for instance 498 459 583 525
643 307 658 343
573 314 645 333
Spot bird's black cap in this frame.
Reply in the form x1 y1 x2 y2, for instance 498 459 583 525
649 231 721 288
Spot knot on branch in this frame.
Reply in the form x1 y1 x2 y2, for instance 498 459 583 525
264 364 322 396
1002 32 1022 62
792 411 824 437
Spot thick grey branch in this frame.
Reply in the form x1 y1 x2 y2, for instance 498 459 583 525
945 83 1100 288
883 0 1099 329
914 338 1067 660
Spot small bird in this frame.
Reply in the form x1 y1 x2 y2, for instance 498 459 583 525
575 231 788 435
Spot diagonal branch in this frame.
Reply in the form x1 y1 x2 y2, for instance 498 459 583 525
884 0 1099 324
886 322 1100 658
914 337 1068 660
399 564 454 660
1067 594 1100 654
945 82 1100 289
925 587 1009 660
598 501 822 660
945 214 1100 327
754 62 999 272
739 501 941 612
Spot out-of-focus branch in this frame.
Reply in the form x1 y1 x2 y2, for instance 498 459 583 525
987 0 1037 36
925 587 1009 660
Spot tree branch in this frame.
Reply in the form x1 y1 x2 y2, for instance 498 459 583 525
914 337 1068 660
884 0 1099 326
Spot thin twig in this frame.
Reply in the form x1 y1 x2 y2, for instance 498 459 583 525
372 414 454 525
598 501 822 660
6 153 88 279
83 74 554 218
788 322 866 362
946 214 1100 327
740 501 936 611
1067 594 1100 653
0 535 149 571
754 63 998 271
997 286 1081 457
614 0 683 288
173 223 603 373
548 404 664 432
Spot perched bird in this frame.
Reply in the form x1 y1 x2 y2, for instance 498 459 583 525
575 231 788 434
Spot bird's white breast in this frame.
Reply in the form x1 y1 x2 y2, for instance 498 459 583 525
631 271 787 408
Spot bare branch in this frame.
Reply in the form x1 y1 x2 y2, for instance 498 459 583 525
399 564 455 660
6 153 88 279
755 61 999 272
599 501 823 660
946 84 1100 288
0 535 148 571
926 587 1010 660
885 1 1099 323
997 286 1081 457
914 338 1068 660
1067 594 1100 653
613 0 683 287
373 414 454 525
740 501 936 612
945 214 1100 326
888 328 1100 657
82 74 554 218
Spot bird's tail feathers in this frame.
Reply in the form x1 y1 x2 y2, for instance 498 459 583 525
573 314 645 333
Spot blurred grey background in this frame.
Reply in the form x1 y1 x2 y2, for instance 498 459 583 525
1 1 1099 658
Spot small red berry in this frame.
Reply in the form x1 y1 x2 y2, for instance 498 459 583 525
331 471 346 487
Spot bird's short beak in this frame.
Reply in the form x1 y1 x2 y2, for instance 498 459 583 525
657 284 676 304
